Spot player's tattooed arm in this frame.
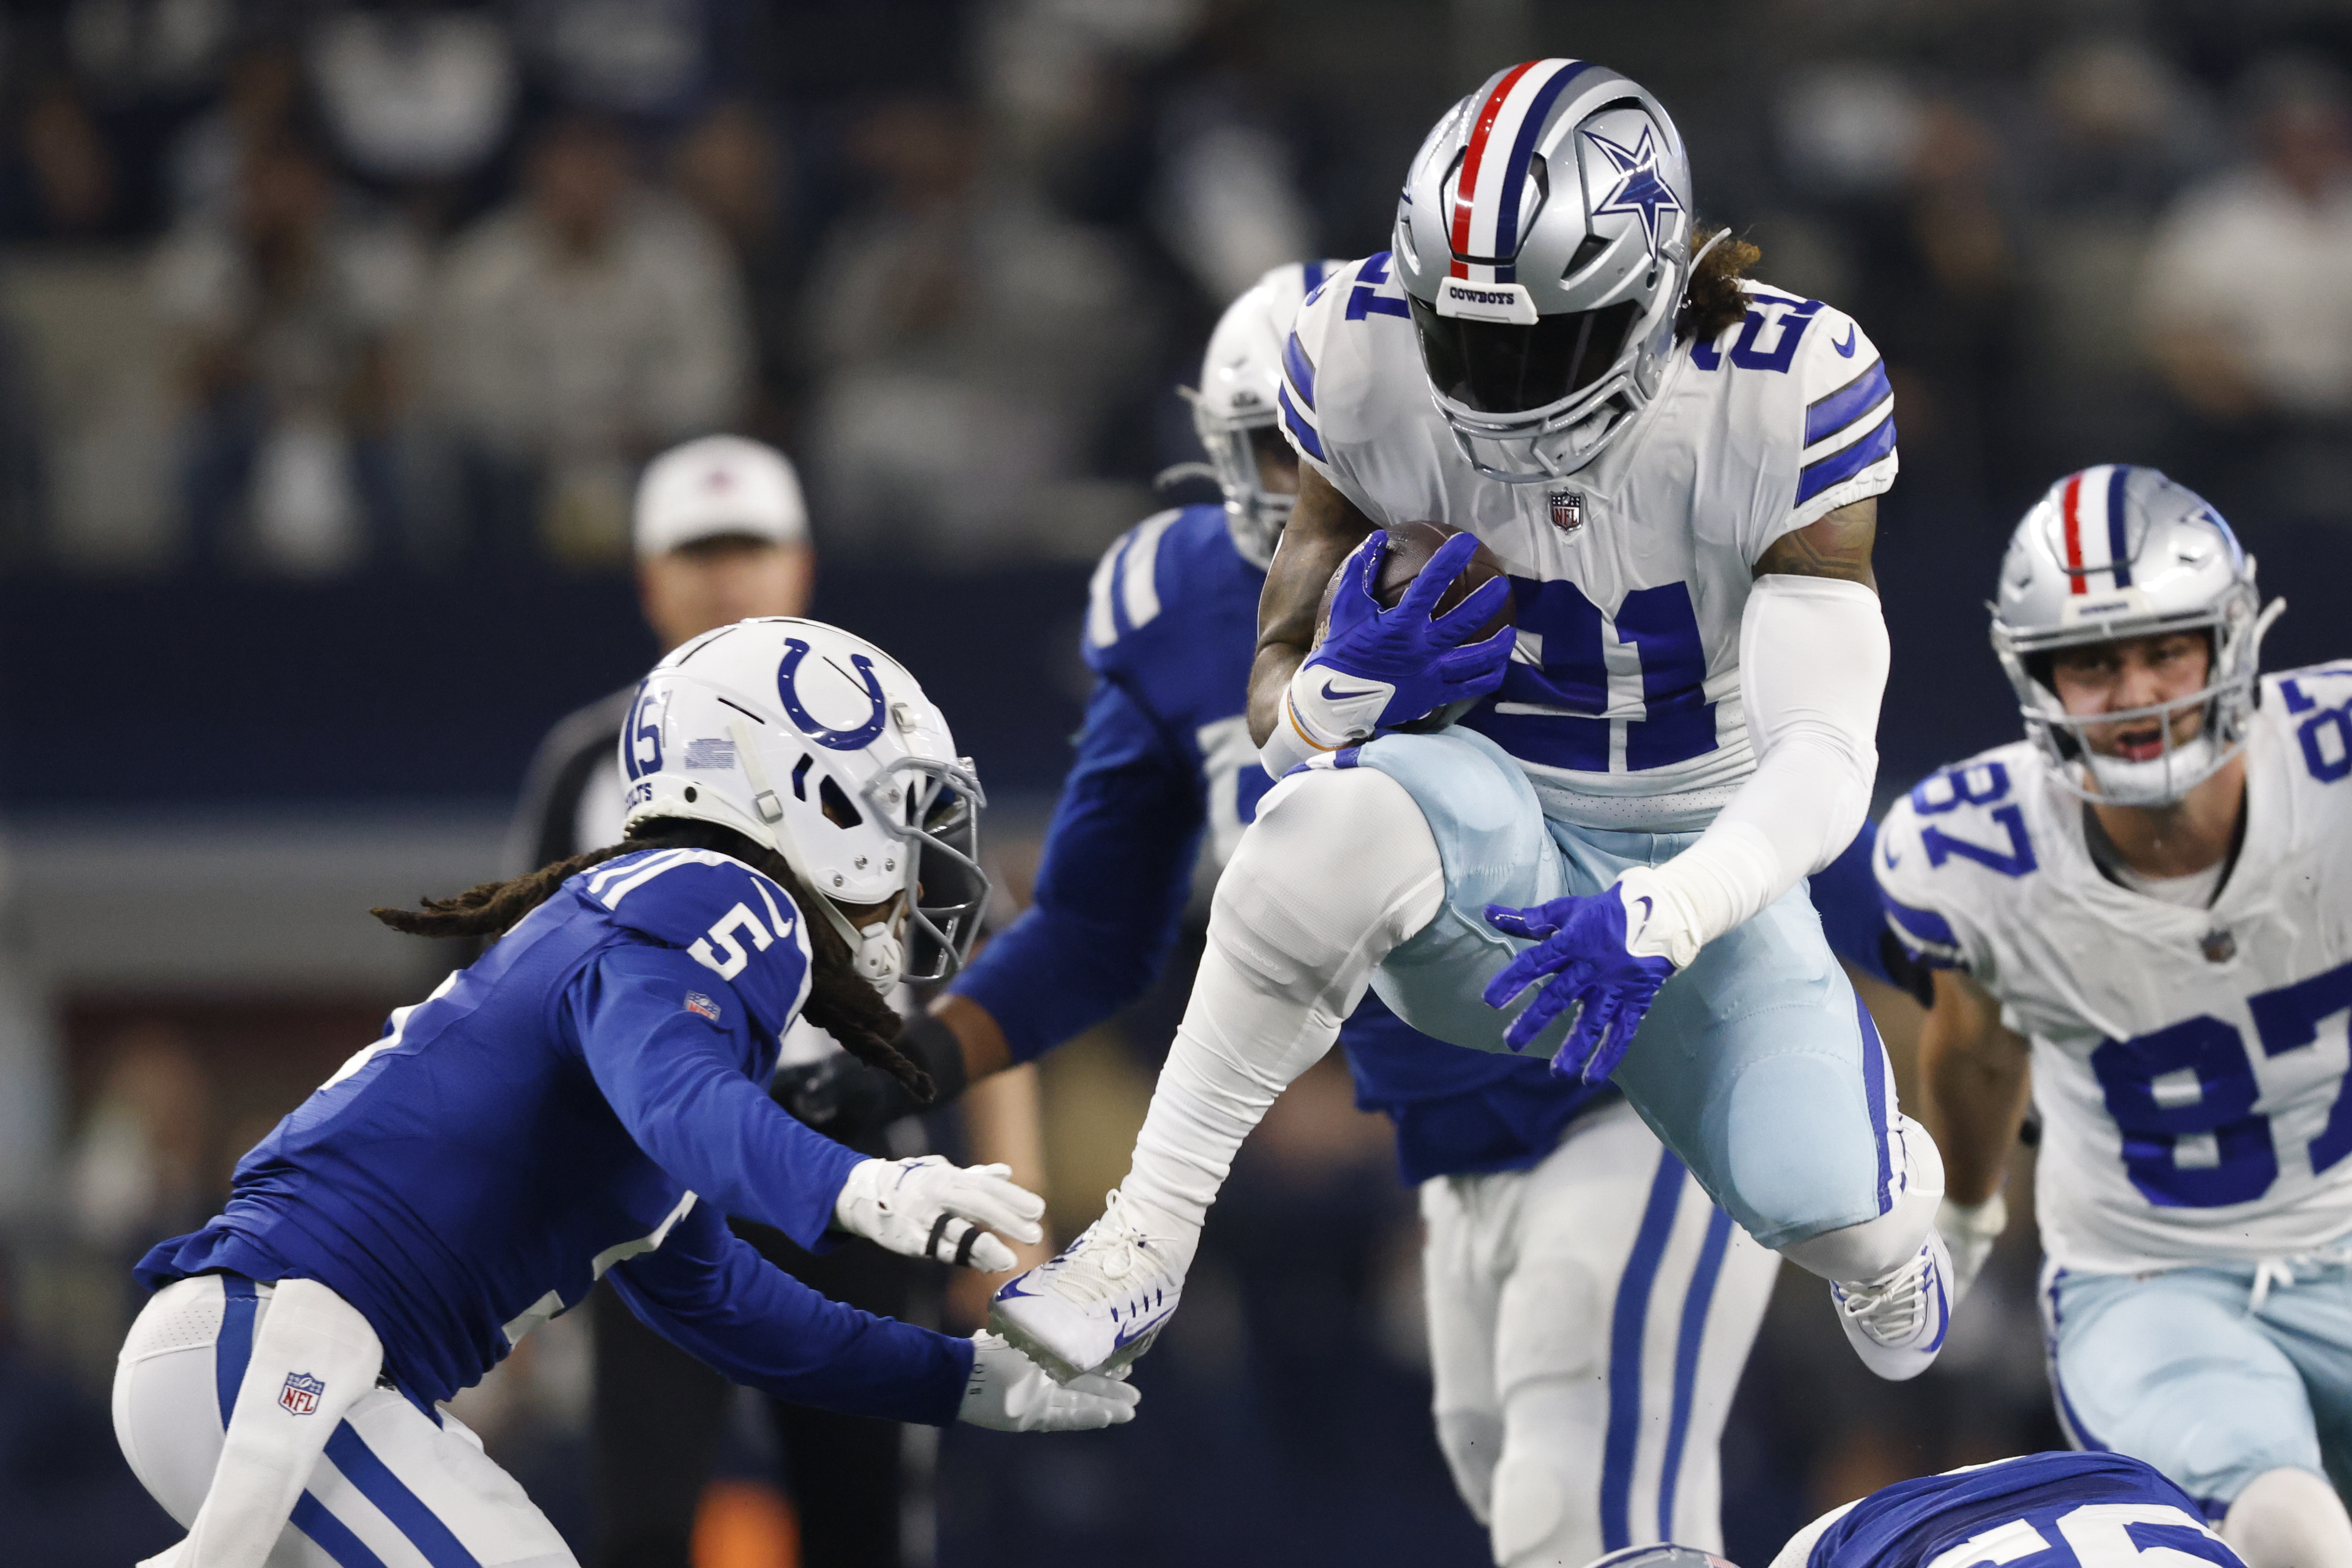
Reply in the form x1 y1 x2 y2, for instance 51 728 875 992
1754 496 1877 592
1918 967 2032 1206
1246 465 1379 746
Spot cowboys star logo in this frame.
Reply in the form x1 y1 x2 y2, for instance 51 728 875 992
1548 489 1585 534
1585 125 1683 256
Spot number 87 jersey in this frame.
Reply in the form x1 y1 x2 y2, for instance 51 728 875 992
1875 664 2352 1274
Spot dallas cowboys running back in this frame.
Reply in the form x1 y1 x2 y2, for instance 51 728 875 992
1596 1451 2243 1568
1879 466 2352 1568
996 57 1941 1390
786 263 1781 1567
113 621 1133 1568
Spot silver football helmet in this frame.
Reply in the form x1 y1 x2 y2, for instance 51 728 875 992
1990 464 2284 807
1394 58 1696 483
1183 260 1344 569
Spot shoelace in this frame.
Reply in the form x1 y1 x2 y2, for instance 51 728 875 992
1838 1247 1935 1345
2249 1247 2352 1313
1041 1192 1161 1306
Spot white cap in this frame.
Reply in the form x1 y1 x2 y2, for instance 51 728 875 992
633 435 810 557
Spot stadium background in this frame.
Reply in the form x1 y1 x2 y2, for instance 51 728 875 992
1 0 2348 1563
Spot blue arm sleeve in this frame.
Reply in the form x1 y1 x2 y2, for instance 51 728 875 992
566 944 863 1249
1812 817 1897 986
948 675 1206 1062
608 1199 971 1426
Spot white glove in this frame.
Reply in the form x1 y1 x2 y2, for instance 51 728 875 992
834 1155 1045 1272
1938 1192 2008 1305
959 1332 1141 1432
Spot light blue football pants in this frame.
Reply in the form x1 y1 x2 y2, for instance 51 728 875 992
1350 728 1903 1252
2045 1257 2352 1514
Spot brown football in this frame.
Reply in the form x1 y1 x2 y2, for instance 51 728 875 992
1314 520 1515 648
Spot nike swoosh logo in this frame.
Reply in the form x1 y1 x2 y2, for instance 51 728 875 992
1883 843 1901 867
1832 325 1858 357
1113 1301 1177 1349
993 1275 1040 1301
1633 894 1653 933
1321 680 1381 702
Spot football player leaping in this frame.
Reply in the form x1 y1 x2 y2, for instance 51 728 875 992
995 57 1943 1388
1879 466 2352 1568
786 261 1833 1565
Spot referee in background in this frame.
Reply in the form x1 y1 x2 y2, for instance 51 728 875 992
510 434 933 1568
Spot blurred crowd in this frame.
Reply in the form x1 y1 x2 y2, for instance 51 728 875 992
7 0 2352 1564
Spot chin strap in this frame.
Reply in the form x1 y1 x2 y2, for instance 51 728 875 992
727 718 902 993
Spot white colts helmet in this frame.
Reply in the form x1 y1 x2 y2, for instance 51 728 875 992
1991 464 2285 807
1185 260 1345 569
620 618 988 989
1394 58 1696 482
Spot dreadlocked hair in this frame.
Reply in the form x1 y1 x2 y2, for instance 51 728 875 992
1676 223 1762 345
371 818 932 1101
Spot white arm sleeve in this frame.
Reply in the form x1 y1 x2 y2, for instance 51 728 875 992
1625 574 1888 964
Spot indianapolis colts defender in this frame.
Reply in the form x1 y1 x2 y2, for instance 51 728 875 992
996 57 1940 1388
1595 1450 2243 1568
113 621 1134 1568
1878 466 2352 1568
787 261 1835 1566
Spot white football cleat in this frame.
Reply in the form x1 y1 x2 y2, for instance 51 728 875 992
1831 1229 1953 1382
989 1191 1186 1383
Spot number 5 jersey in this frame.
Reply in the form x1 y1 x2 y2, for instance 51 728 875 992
1278 252 1899 831
1876 664 2352 1274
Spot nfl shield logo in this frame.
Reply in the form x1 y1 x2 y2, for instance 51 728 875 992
279 1371 325 1416
684 991 722 1022
1547 489 1584 534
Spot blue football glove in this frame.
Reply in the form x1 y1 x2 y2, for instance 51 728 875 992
1286 530 1514 748
1481 880 1681 1082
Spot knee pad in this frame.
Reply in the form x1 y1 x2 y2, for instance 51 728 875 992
1434 1407 1505 1526
1491 1446 1590 1568
1779 1116 1943 1282
2223 1467 2352 1568
1209 767 1442 1006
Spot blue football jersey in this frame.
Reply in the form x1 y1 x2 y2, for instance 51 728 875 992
952 503 1610 1183
137 849 969 1421
1800 1452 2239 1568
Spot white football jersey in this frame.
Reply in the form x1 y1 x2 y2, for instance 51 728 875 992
1278 252 1899 830
1876 665 2352 1274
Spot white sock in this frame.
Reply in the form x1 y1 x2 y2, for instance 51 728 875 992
170 1278 383 1568
2225 1467 2352 1568
1119 767 1443 1250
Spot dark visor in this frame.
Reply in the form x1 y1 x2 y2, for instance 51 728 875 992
1409 295 1639 415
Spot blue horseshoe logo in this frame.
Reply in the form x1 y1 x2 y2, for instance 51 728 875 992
777 638 889 751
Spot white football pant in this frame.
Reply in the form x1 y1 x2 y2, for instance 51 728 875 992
1423 1098 1779 1568
115 1273 577 1568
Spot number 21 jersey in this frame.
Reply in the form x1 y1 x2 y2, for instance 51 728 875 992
1876 666 2352 1274
1278 252 1899 831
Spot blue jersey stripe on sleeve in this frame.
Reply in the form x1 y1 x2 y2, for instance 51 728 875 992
1280 385 1327 460
1803 359 1893 447
1283 330 1318 410
1797 410 1897 504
